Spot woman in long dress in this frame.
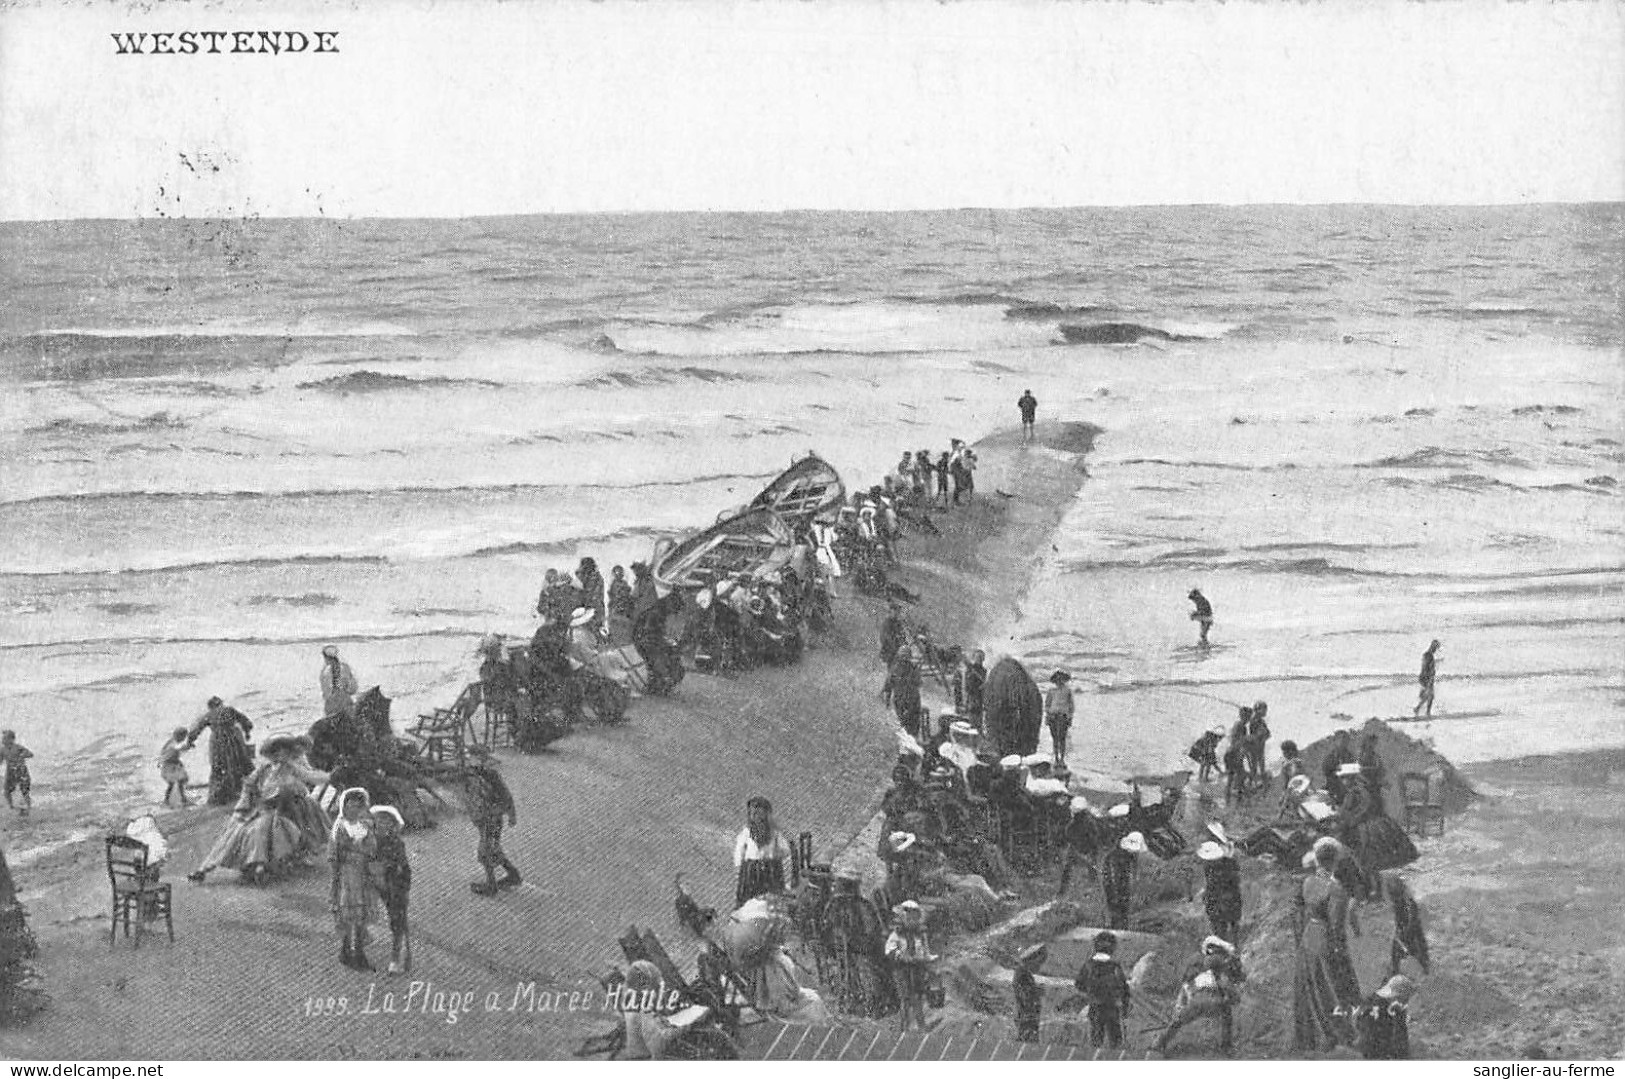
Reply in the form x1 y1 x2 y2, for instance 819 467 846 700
1293 837 1363 1053
188 735 330 885
734 796 791 908
184 697 256 805
1340 770 1420 898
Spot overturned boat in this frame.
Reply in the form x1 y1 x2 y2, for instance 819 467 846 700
651 507 797 591
748 452 845 525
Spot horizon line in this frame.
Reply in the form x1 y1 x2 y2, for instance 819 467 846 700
4 199 1623 225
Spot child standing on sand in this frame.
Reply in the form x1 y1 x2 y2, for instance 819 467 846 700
370 805 412 974
159 727 192 807
1 730 33 815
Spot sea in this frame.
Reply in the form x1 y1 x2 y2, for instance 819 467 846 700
1 205 1620 862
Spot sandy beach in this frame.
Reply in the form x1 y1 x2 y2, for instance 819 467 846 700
4 415 1619 1060
0 421 1094 1058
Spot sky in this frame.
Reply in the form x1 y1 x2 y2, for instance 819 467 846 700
0 0 1621 220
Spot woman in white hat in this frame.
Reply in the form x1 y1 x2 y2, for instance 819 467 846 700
1102 831 1144 929
187 734 328 886
1337 763 1419 900
1355 974 1418 1059
1197 839 1243 944
1292 835 1362 1052
1056 795 1105 899
883 899 936 1034
1154 936 1244 1056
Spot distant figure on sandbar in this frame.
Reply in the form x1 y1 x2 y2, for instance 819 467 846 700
320 645 359 717
1414 640 1440 717
1044 670 1074 768
1188 588 1214 648
1 730 33 816
1017 389 1038 443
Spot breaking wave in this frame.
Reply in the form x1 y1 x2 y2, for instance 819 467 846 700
574 365 754 389
26 411 188 436
0 472 777 510
295 370 503 393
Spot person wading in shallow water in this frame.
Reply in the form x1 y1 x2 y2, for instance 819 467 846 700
1044 670 1075 768
1017 389 1038 443
1414 640 1441 717
1188 588 1214 648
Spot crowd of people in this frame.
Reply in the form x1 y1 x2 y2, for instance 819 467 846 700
4 423 1457 1061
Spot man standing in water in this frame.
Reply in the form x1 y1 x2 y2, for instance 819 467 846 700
1188 588 1214 648
1414 640 1441 717
1017 389 1038 443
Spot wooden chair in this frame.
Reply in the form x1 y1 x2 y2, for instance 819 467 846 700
106 836 173 948
411 682 481 765
1401 772 1445 837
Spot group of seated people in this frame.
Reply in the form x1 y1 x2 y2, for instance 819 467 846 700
875 716 1190 928
1245 730 1420 899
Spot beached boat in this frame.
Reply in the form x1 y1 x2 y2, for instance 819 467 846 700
748 453 846 524
651 507 797 591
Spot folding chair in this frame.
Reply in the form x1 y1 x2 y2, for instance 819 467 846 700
411 682 480 765
106 836 173 948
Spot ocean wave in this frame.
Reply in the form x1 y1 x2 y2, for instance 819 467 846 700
25 411 187 437
574 365 754 390
1002 302 1114 321
0 472 777 510
1510 404 1583 416
463 524 670 560
5 322 419 343
0 627 479 656
1434 305 1555 320
244 592 340 608
1359 446 1533 470
1057 321 1236 345
295 370 502 393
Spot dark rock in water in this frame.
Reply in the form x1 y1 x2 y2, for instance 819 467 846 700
1303 718 1476 820
1004 302 1110 322
588 334 619 353
1058 322 1178 345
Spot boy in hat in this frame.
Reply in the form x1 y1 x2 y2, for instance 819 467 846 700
1154 936 1245 1057
370 804 412 974
1012 943 1046 1042
1043 670 1075 768
1075 930 1132 1049
464 751 520 896
1197 840 1243 944
1354 974 1416 1059
883 900 936 1034
1103 831 1143 930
